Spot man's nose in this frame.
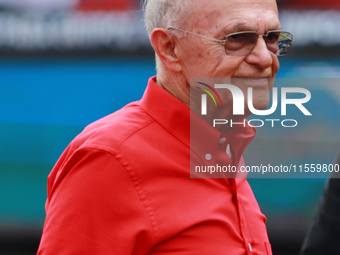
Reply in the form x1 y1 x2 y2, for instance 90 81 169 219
245 37 274 69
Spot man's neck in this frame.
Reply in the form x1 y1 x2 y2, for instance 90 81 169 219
156 72 191 107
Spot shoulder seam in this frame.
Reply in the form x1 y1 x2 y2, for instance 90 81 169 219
116 120 156 150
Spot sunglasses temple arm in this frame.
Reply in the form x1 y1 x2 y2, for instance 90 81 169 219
167 27 225 43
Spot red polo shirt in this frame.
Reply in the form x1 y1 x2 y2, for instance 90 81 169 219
38 77 272 255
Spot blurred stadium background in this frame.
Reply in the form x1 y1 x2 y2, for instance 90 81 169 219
0 0 340 254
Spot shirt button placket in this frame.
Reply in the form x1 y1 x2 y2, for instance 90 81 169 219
219 137 227 144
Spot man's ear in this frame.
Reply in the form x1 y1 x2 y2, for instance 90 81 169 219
150 28 182 72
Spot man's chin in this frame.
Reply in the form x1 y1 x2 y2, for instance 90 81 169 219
244 78 270 87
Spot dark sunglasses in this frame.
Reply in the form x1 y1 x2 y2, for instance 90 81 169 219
167 27 293 56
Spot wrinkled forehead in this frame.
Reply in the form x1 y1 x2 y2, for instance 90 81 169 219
188 0 280 33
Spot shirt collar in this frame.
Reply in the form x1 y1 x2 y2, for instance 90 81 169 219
139 76 256 166
139 76 191 147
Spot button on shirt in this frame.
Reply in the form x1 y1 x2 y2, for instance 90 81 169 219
189 102 258 180
38 77 272 255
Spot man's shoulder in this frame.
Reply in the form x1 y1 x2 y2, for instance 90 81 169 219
71 101 156 153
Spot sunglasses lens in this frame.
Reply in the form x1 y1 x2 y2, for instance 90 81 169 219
265 31 281 55
276 32 293 56
225 31 293 56
225 32 258 56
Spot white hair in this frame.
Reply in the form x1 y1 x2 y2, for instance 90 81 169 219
143 0 193 38
143 0 193 72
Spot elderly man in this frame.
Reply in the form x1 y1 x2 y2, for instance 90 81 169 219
38 0 292 254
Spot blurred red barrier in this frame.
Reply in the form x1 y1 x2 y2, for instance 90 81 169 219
284 0 340 9
77 0 136 11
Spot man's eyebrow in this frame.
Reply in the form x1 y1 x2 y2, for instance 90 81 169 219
219 23 256 36
223 21 251 33
220 21 282 35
